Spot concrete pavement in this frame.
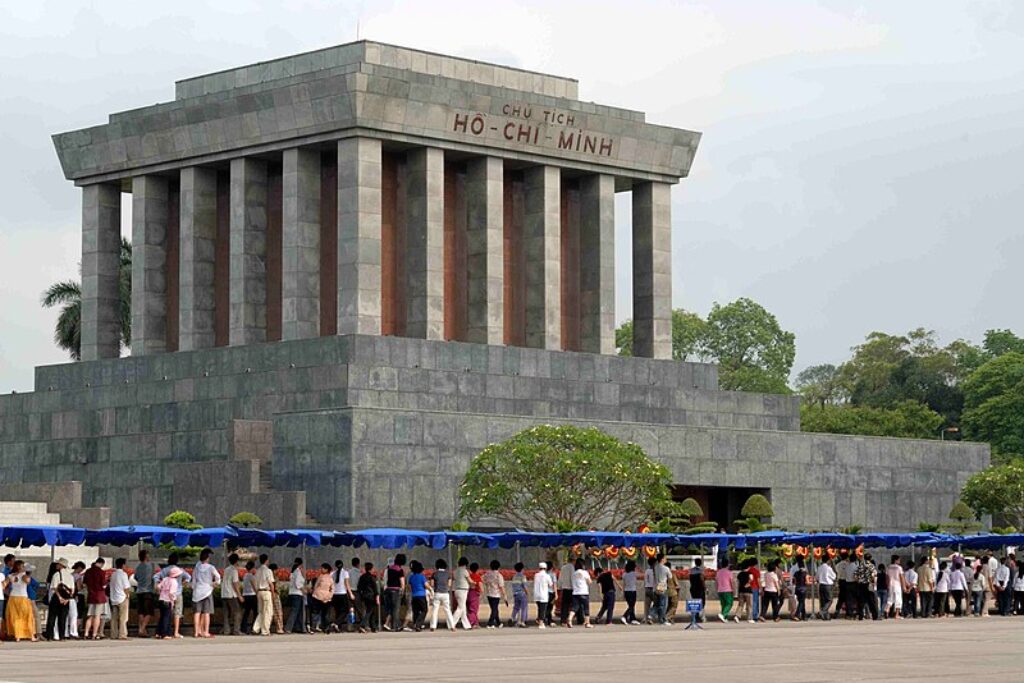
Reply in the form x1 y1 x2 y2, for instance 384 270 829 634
1 617 1022 682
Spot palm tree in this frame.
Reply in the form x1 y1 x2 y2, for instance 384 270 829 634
42 237 132 360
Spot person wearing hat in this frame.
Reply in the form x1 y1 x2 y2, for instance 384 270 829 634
156 566 184 639
44 557 75 640
532 562 554 629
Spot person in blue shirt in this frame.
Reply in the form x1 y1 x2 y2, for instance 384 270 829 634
26 565 42 636
408 561 429 632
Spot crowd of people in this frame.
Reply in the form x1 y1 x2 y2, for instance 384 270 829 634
2 547 1023 643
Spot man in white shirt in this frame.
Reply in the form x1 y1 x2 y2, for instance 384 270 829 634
816 559 837 620
569 560 593 629
558 560 576 626
653 555 672 625
221 553 243 635
995 557 1012 616
252 554 276 636
108 558 132 640
884 556 906 618
532 562 554 629
192 548 221 638
643 558 657 623
903 563 918 618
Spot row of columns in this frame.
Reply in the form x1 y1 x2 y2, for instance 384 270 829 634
79 138 672 361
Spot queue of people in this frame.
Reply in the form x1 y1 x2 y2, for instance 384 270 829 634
3 548 1023 643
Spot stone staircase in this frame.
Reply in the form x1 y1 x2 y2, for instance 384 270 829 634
167 419 315 529
0 500 99 567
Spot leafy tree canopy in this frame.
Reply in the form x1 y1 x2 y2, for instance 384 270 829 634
800 400 944 440
961 460 1024 531
961 352 1024 458
740 493 774 520
615 298 795 393
794 363 846 408
458 425 681 532
164 510 201 530
228 511 263 528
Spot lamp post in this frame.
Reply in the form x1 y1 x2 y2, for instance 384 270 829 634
940 426 960 441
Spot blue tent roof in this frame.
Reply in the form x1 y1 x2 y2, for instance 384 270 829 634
1 525 86 548
342 528 446 550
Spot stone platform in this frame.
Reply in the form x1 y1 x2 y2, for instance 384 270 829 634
0 335 988 531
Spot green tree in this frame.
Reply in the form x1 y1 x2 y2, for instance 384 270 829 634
944 500 981 535
458 425 681 531
740 493 774 520
703 298 795 393
164 510 201 530
228 511 263 528
800 400 944 439
42 237 132 360
961 460 1024 531
794 363 846 408
961 352 1024 458
615 309 708 361
982 329 1024 358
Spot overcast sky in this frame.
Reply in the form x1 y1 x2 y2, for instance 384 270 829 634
1 1 1022 391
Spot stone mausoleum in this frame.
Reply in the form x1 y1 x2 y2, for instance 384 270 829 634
0 42 987 532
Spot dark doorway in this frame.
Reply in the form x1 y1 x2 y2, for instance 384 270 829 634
671 485 771 531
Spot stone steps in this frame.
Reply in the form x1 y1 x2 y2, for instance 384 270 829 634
0 500 99 567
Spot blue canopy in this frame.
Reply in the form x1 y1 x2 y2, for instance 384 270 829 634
438 531 499 549
1 525 86 548
940 533 1024 549
343 528 446 550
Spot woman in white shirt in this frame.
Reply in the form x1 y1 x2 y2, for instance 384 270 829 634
934 561 950 617
5 561 37 641
971 565 991 616
621 560 640 625
284 557 308 634
948 563 969 617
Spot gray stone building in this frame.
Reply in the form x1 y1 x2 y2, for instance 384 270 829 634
0 42 987 532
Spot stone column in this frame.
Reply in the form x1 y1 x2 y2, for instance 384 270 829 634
632 181 672 359
404 147 445 340
229 158 269 346
281 148 321 341
465 156 504 345
178 166 218 351
337 137 382 336
523 165 561 350
579 174 616 355
131 175 169 356
80 183 122 361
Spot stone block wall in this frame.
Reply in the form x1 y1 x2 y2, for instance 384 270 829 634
273 406 988 532
0 334 984 530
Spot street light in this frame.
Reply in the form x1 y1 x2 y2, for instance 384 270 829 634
940 426 960 441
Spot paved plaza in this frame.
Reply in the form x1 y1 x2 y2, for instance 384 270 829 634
1 617 1022 682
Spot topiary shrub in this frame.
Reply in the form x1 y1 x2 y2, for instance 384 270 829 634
228 511 263 528
740 494 774 520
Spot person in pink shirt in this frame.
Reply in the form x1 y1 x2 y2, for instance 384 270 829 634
716 560 736 622
156 567 182 640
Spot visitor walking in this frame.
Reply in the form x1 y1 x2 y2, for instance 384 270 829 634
934 561 950 617
311 563 335 632
569 559 593 629
82 558 108 640
109 558 132 640
408 561 429 632
509 562 529 627
715 559 735 623
451 557 473 630
383 554 407 632
331 560 354 632
816 558 836 620
251 554 276 636
241 560 258 633
467 562 483 628
43 557 74 641
134 550 157 637
559 558 576 626
357 562 381 633
483 560 507 629
221 553 244 636
971 564 991 616
621 560 640 625
285 557 308 634
918 557 935 618
155 567 181 640
532 562 554 629
429 558 455 632
192 548 221 638
594 564 620 625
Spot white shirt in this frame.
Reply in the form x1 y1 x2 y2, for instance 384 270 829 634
557 563 575 590
8 573 29 598
333 568 349 595
571 568 591 596
623 570 638 592
995 564 1011 588
242 572 256 596
1014 575 1024 592
289 567 306 595
844 561 858 583
192 561 221 602
109 568 132 605
533 570 554 601
816 563 836 586
644 567 655 588
948 569 969 592
934 570 949 593
904 568 918 588
221 565 241 599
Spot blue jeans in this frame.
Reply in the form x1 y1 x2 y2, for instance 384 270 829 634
751 590 760 620
285 594 306 633
877 590 888 617
655 592 668 623
971 590 985 615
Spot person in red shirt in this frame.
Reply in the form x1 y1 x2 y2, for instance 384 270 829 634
748 561 763 622
82 558 109 640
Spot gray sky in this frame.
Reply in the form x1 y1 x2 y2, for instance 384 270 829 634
1 1 1022 391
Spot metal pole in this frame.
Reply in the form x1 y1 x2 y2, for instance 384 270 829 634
809 544 816 620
